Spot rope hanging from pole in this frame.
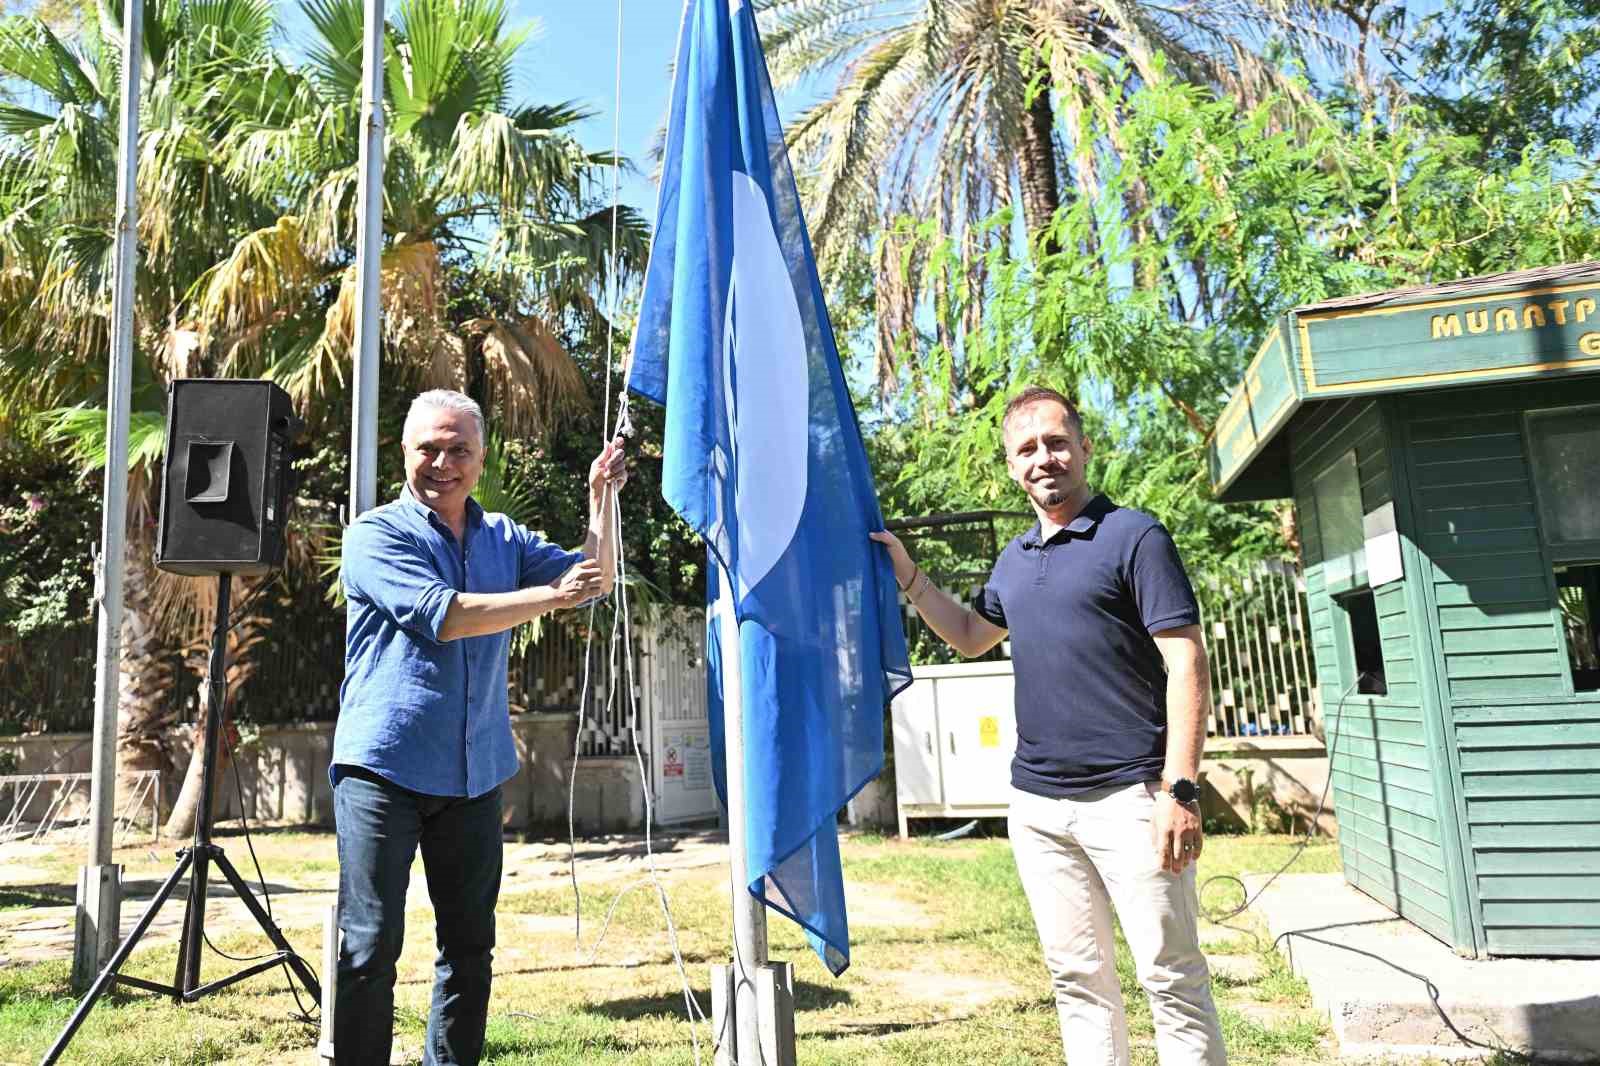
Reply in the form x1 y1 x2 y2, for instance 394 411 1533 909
562 1 712 1061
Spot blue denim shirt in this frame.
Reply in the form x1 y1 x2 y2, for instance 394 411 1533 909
333 489 585 797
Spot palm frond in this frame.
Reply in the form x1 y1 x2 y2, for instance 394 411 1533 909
388 0 530 141
469 430 536 521
0 15 104 107
463 314 589 438
35 404 167 472
298 0 367 100
442 109 587 215
185 214 320 363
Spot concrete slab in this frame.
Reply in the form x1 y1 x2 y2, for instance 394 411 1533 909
1249 873 1600 1062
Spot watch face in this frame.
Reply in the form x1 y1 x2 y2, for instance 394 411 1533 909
1172 778 1200 804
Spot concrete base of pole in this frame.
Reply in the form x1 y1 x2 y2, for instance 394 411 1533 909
756 961 797 1066
710 959 797 1065
710 963 734 1066
70 864 121 992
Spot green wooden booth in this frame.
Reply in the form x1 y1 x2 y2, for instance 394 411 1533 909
1209 262 1600 958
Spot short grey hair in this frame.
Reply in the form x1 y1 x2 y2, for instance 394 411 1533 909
404 389 485 445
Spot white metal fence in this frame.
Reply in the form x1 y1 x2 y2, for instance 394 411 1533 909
1195 558 1318 737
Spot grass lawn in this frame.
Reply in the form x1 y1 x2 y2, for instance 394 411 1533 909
0 828 1506 1064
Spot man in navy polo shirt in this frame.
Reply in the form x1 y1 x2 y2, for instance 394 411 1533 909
872 385 1226 1065
333 389 627 1066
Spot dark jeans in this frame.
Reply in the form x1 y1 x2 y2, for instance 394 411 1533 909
334 765 503 1066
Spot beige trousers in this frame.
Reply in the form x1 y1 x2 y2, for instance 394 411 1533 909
1008 782 1228 1066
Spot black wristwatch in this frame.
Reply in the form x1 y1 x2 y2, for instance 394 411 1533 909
1162 776 1200 807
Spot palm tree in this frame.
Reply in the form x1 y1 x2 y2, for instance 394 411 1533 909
0 0 291 834
184 0 649 438
0 0 646 834
754 0 1380 392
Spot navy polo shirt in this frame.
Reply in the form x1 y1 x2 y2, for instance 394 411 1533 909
973 495 1200 798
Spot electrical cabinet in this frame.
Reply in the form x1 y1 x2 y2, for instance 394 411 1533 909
890 661 1017 837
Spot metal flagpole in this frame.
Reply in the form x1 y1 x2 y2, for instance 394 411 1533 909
348 0 385 522
72 0 144 990
323 0 385 1055
714 564 767 1064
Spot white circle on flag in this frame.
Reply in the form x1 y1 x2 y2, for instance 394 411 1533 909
722 171 810 600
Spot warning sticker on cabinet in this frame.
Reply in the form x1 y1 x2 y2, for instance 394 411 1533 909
662 732 711 790
978 716 1000 748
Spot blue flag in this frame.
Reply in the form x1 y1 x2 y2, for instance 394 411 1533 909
627 0 911 975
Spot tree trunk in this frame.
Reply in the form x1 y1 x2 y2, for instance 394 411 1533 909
164 585 262 839
465 330 489 416
164 690 231 840
1279 501 1302 558
1004 86 1065 413
1018 88 1063 250
116 552 175 794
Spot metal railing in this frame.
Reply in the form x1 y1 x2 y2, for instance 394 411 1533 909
0 770 161 844
1196 558 1318 737
898 556 1320 738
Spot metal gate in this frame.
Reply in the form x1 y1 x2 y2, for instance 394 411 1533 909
643 607 719 825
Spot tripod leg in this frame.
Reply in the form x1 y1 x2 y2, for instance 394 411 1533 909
174 843 213 999
40 852 193 1066
211 851 323 1001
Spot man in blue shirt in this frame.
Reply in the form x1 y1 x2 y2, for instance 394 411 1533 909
333 389 626 1066
871 386 1226 1065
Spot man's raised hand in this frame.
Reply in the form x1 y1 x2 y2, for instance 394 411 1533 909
589 435 628 499
554 558 606 608
868 529 915 588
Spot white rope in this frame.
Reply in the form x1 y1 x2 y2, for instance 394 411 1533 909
561 1 712 1061
599 0 625 444
614 489 711 1051
565 0 628 963
562 481 711 1064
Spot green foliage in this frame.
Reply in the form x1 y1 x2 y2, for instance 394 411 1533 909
1414 0 1600 164
34 406 166 472
878 76 1600 569
502 386 705 609
470 431 537 525
0 448 97 641
757 0 1380 398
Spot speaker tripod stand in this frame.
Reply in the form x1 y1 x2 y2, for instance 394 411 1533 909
42 574 321 1065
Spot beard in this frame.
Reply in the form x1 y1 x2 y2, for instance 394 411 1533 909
1044 490 1065 506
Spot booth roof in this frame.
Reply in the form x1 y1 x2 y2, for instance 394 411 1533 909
1295 261 1600 315
1209 260 1600 502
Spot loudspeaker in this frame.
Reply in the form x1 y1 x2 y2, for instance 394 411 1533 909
156 379 302 576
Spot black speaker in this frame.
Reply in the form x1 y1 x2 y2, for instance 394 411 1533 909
156 379 302 576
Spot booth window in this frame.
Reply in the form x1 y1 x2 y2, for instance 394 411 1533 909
1312 450 1365 589
1526 405 1600 694
1556 567 1600 692
1337 589 1388 695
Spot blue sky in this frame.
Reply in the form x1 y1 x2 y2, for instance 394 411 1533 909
515 2 684 222
274 2 827 225
274 2 687 220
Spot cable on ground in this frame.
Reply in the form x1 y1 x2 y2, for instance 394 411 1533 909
1199 677 1535 1062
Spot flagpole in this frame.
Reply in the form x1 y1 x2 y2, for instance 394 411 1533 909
323 0 384 1053
348 0 385 522
72 0 143 990
715 562 767 1064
